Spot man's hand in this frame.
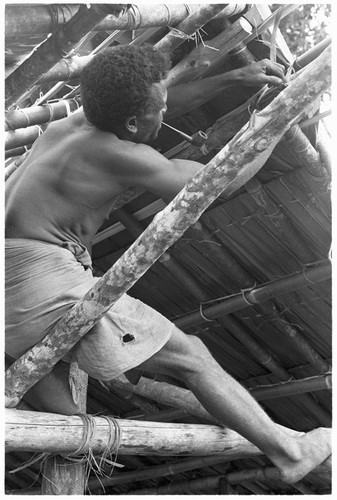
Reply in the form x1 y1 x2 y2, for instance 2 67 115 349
237 59 286 87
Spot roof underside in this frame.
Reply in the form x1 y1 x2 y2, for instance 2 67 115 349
5 3 332 495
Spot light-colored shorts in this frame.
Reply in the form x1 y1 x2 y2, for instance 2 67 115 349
5 238 174 380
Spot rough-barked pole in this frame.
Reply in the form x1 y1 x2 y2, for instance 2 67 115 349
5 46 331 408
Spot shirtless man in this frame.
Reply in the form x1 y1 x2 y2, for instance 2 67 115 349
5 45 331 484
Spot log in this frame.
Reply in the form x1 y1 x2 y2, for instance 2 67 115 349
5 408 262 458
5 46 332 408
6 410 331 491
5 4 124 108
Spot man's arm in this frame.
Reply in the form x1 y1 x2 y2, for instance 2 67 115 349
166 59 286 119
113 142 203 203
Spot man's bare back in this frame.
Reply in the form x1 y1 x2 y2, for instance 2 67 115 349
5 112 137 251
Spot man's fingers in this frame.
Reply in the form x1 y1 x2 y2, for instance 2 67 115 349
264 60 286 81
264 75 284 86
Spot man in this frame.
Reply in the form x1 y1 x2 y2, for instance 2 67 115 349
5 45 331 484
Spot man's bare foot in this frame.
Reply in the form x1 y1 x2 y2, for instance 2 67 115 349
272 427 331 484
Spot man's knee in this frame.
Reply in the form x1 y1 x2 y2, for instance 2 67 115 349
137 328 211 379
169 330 213 378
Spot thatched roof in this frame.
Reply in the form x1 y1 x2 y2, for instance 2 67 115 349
5 3 331 495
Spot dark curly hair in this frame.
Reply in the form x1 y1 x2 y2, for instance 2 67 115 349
80 44 171 132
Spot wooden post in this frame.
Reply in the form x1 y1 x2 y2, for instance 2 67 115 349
5 45 331 409
40 364 88 495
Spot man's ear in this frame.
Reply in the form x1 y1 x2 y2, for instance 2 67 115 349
125 116 138 134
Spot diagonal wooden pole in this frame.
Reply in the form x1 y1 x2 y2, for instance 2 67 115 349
5 46 331 408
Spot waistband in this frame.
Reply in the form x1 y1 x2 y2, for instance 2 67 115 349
5 238 92 269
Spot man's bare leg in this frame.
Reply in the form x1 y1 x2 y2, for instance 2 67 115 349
137 327 331 484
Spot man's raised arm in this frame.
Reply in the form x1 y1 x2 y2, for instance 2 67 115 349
166 60 286 120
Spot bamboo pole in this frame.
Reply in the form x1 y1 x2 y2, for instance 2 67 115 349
107 373 331 422
249 374 332 401
5 145 32 160
113 208 331 422
5 4 194 37
5 47 331 408
5 5 248 39
128 469 318 495
5 98 80 131
5 4 124 108
39 55 93 84
5 125 48 151
155 4 227 54
5 4 79 36
89 455 231 491
5 151 31 181
165 4 297 88
174 260 331 329
165 17 254 87
284 124 328 178
38 4 227 85
293 36 331 71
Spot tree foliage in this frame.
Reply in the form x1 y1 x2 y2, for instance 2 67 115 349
273 3 331 56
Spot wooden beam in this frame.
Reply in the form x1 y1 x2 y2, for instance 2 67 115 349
4 408 263 457
5 409 332 486
5 46 331 409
